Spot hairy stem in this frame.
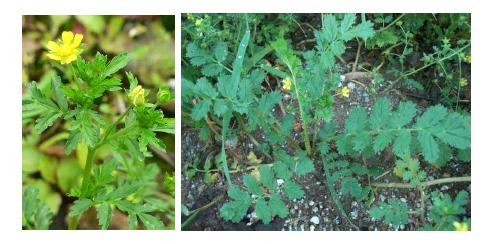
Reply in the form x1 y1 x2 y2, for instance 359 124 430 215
371 176 470 189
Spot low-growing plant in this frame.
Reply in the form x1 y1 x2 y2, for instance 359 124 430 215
23 31 175 230
182 13 471 231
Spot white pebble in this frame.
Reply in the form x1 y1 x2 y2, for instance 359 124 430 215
310 216 320 225
310 225 315 231
277 179 285 186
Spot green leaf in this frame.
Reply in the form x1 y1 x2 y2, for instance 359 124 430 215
392 130 411 157
213 99 229 117
34 111 62 134
229 29 251 98
51 76 68 112
432 112 470 149
191 99 211 121
273 161 291 180
295 151 315 176
283 180 304 200
194 77 218 98
341 177 362 197
128 214 138 229
258 91 282 114
353 132 372 152
342 20 375 41
138 213 164 230
268 194 289 218
322 14 338 41
186 43 210 66
215 42 228 62
390 101 416 128
345 106 368 133
108 182 140 201
259 165 276 190
97 202 112 230
373 130 394 153
103 52 131 78
417 131 440 162
202 63 223 77
370 198 409 226
255 199 272 224
340 14 356 34
70 198 93 216
220 187 251 223
369 97 390 130
243 174 263 196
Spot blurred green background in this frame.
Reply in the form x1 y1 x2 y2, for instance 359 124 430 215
22 15 175 229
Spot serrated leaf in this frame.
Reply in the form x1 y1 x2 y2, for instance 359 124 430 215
213 99 229 117
392 130 411 157
432 112 470 149
138 213 164 230
273 161 291 180
345 106 368 134
283 180 304 200
417 131 440 162
295 151 314 176
390 101 416 128
370 97 390 130
194 77 218 98
215 42 228 62
34 111 62 134
108 182 140 201
268 194 289 218
373 130 394 153
191 99 211 121
258 91 282 114
255 199 272 224
259 165 276 190
370 198 409 225
243 174 263 196
103 52 131 78
353 132 372 152
51 76 68 112
97 202 112 230
70 198 93 216
202 63 223 77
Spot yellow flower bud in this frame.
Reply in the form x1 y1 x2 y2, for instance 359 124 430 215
195 19 203 26
129 85 145 107
459 78 468 87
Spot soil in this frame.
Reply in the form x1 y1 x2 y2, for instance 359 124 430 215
181 14 471 231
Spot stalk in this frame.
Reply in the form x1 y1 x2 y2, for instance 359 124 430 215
371 176 470 189
290 73 312 155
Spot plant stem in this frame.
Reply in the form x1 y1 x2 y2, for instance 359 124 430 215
291 73 312 155
221 114 233 186
371 176 470 189
377 14 406 33
382 43 470 93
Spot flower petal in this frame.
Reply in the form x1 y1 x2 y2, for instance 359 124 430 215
47 53 61 61
72 34 83 47
46 41 59 52
62 31 74 44
63 54 78 64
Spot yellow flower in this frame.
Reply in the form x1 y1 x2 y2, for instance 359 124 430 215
459 78 468 87
282 77 292 91
453 221 469 231
340 86 350 98
187 13 194 20
195 19 203 26
128 85 145 107
465 55 471 64
46 31 83 64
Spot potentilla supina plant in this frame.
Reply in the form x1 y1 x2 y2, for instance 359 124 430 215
46 31 84 64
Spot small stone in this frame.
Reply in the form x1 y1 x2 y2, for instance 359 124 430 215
347 82 355 90
309 201 315 206
310 225 315 231
277 179 285 186
441 185 450 191
310 216 320 225
351 211 358 220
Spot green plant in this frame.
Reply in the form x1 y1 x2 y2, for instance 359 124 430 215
23 31 175 230
182 13 471 231
22 186 54 230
